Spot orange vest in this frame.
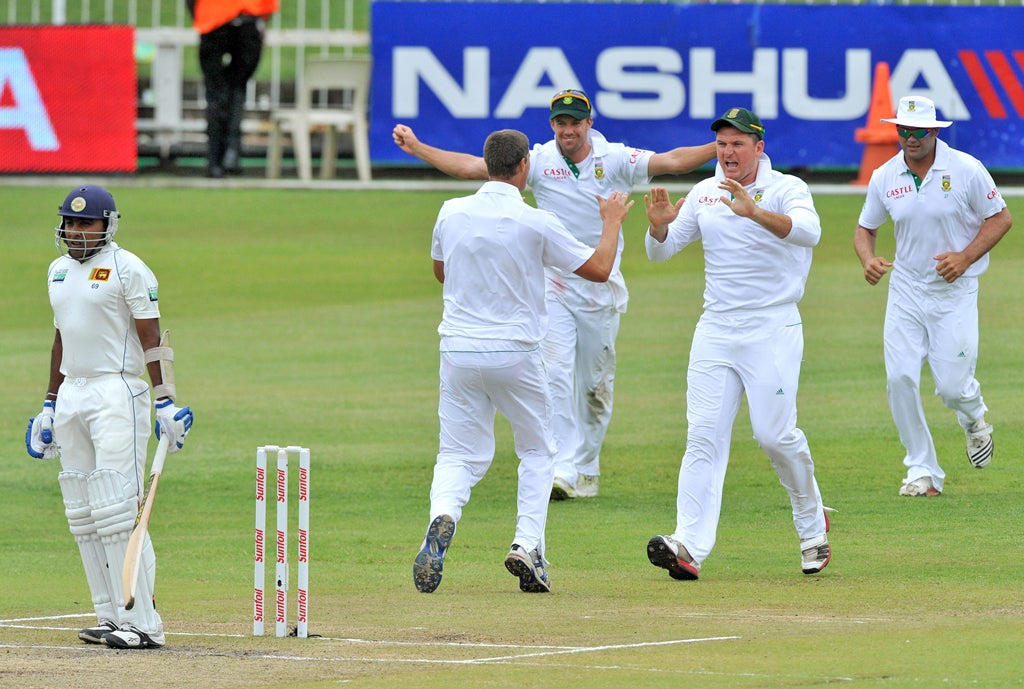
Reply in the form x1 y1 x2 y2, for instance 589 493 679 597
193 0 280 35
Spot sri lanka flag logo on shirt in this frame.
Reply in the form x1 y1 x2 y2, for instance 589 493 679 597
89 268 111 281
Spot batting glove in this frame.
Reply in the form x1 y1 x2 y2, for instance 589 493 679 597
155 398 194 453
26 400 57 460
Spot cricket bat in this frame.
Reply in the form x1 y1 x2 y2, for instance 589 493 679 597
122 433 170 611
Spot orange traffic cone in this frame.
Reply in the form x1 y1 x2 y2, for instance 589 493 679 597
853 62 900 186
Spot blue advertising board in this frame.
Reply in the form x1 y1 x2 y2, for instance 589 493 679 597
370 2 1024 170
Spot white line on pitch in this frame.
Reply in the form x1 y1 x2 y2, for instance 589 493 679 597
0 613 92 623
1 614 738 661
463 635 740 664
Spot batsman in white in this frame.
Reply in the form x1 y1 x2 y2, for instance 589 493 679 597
394 90 715 501
854 95 1012 497
413 129 634 594
643 108 832 580
25 186 194 649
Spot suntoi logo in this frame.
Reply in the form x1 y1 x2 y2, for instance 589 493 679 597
255 467 265 501
299 466 309 501
253 587 263 622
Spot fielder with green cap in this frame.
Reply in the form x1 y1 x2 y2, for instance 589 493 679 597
642 106 833 580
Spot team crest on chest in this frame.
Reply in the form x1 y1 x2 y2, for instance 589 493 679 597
89 268 111 282
595 161 604 179
753 189 765 203
942 175 951 192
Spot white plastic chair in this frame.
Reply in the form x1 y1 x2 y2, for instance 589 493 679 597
266 55 372 181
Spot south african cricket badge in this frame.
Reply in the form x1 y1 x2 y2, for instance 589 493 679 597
753 189 765 203
942 175 951 192
595 161 604 179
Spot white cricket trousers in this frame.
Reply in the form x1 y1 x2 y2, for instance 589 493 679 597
543 284 620 484
55 374 151 480
884 272 986 491
672 305 825 565
431 348 555 552
54 373 162 634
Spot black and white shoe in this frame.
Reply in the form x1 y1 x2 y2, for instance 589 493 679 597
966 420 993 468
78 619 118 644
102 623 166 649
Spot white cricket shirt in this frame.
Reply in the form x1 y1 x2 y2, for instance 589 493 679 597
646 153 821 312
47 241 161 378
432 181 596 349
858 138 1008 284
527 129 653 312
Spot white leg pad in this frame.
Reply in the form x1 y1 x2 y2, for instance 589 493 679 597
87 469 162 634
59 470 117 623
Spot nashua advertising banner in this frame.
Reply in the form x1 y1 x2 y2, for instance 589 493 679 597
371 2 1024 170
0 26 137 173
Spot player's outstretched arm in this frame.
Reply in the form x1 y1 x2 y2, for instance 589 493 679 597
648 141 717 178
392 124 488 180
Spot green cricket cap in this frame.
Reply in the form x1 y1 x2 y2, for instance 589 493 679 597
550 89 592 120
711 107 765 140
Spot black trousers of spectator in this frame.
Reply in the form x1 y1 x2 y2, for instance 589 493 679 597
199 17 264 176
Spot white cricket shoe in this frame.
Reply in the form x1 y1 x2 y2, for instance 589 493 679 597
550 476 577 501
899 476 941 497
575 474 599 498
78 619 118 644
504 544 551 593
966 420 993 468
800 534 831 574
102 623 165 649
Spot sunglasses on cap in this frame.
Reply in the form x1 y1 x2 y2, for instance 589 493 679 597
897 128 934 140
551 89 591 110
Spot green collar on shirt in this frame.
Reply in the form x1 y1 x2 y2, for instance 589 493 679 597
903 166 924 191
562 156 580 179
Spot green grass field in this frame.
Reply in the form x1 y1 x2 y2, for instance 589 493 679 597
1 185 1022 688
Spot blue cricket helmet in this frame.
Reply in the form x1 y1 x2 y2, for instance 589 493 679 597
58 185 119 220
56 185 120 242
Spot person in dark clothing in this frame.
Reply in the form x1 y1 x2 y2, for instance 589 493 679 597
187 0 279 178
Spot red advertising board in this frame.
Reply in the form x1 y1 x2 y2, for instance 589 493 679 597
0 25 136 173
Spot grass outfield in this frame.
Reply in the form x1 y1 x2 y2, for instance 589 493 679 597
1 185 1022 688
